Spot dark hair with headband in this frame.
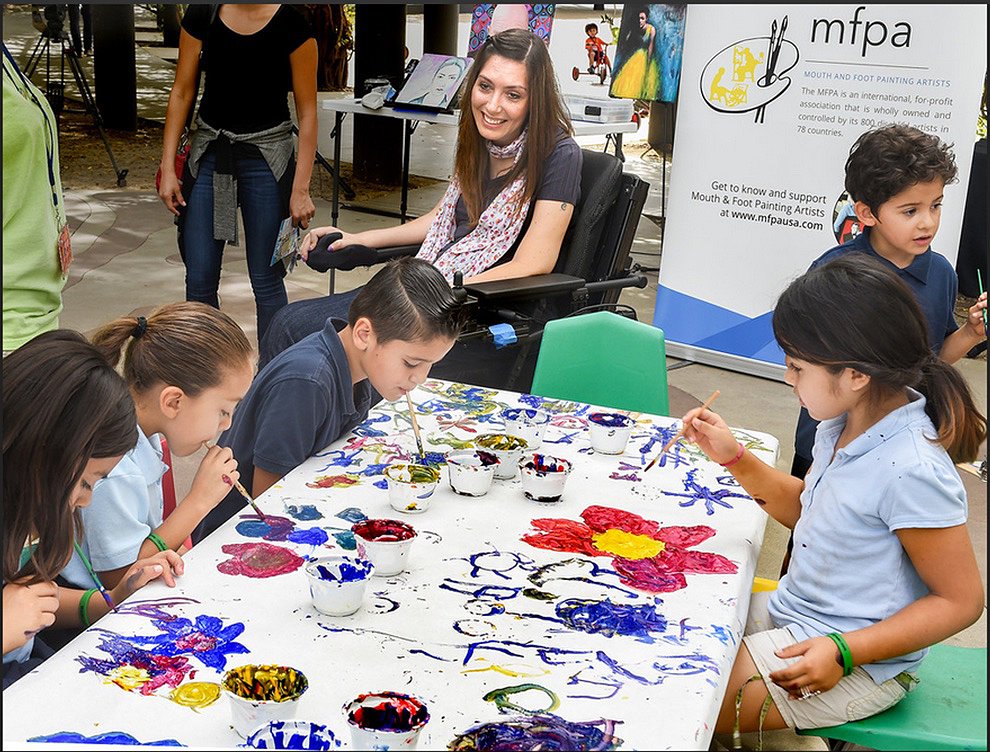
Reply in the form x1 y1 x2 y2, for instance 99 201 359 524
348 257 467 345
456 27 572 226
773 254 986 462
91 302 254 397
3 330 137 584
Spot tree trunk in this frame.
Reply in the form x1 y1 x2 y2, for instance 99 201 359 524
300 4 352 91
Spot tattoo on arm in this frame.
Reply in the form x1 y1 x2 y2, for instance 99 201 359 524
561 202 568 211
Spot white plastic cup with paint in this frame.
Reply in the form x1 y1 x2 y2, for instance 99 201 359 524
384 463 440 513
244 719 340 750
344 691 430 750
351 519 417 577
221 664 309 739
305 555 375 616
501 407 550 449
445 449 500 496
587 412 636 455
518 453 573 503
474 433 529 479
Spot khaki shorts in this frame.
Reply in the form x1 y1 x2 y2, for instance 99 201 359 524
742 592 917 730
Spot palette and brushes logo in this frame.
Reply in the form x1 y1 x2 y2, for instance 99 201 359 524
699 15 799 123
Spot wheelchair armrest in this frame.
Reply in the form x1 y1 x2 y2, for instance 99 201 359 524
463 273 586 302
305 234 419 273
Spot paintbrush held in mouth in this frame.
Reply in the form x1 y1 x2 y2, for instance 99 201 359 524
644 390 721 472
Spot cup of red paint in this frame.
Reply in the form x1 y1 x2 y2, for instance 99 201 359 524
221 664 309 738
351 518 417 577
344 691 430 750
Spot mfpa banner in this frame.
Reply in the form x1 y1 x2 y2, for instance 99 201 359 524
654 4 986 378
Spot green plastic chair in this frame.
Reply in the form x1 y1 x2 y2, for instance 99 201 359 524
530 311 669 416
797 644 987 751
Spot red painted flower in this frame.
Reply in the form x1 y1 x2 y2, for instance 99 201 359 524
522 504 737 593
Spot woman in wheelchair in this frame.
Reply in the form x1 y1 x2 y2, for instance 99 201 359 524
260 27 583 371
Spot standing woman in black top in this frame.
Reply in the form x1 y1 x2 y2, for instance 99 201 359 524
157 4 317 345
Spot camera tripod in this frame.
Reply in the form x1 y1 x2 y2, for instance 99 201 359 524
24 31 128 187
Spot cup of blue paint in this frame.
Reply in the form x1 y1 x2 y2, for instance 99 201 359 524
587 412 636 455
501 407 550 449
344 691 430 750
445 449 500 497
518 453 573 503
385 463 441 514
244 719 340 750
475 433 530 479
221 664 309 738
305 555 375 616
351 518 417 577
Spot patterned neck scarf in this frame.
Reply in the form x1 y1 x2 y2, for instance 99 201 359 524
417 129 529 282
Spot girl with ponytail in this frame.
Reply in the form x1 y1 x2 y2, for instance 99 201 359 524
681 253 985 738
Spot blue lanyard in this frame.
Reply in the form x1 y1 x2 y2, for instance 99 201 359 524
2 42 60 213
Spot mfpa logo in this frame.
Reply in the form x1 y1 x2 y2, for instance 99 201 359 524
700 16 799 124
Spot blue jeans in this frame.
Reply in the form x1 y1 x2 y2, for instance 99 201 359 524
182 146 288 344
258 287 361 369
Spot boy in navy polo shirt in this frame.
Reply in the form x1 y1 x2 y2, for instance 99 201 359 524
791 124 987 480
193 257 466 543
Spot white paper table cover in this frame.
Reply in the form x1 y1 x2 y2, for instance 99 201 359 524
2 379 777 751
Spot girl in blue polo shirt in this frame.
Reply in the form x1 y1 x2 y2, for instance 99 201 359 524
58 302 254 599
681 254 985 739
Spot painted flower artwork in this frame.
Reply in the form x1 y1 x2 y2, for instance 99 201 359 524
522 505 737 593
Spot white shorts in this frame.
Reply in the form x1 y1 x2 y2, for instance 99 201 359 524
742 591 916 730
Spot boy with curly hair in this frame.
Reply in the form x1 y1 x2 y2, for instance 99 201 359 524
790 123 987 480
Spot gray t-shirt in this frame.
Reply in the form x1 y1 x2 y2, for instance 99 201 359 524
451 135 583 262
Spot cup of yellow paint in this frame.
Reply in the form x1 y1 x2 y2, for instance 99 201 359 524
475 434 529 479
385 463 440 513
221 664 309 738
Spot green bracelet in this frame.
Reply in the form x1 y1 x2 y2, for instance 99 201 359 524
826 632 854 676
79 587 97 628
146 532 168 552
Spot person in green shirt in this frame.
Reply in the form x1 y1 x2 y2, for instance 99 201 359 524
2 41 68 353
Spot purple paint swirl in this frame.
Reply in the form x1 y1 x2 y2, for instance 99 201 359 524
449 714 622 751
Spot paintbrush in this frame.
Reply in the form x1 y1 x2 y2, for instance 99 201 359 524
643 390 721 472
207 443 266 519
978 269 988 334
74 541 117 613
405 391 425 460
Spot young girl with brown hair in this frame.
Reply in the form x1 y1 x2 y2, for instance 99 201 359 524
67 302 254 591
3 331 183 688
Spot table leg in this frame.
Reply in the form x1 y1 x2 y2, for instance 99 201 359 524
614 133 625 162
330 112 344 294
401 121 413 223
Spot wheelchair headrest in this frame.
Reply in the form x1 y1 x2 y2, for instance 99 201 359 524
557 150 624 280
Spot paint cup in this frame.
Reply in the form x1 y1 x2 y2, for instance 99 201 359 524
501 407 550 449
385 463 441 514
475 434 529 479
445 449 500 497
518 453 573 503
351 519 417 577
244 720 340 750
221 664 309 739
344 691 430 750
305 555 375 616
587 412 636 455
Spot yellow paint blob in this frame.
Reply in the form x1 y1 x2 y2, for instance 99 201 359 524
462 659 549 678
592 528 665 560
106 665 151 691
170 681 222 710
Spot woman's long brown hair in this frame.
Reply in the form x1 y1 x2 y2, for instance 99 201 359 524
455 28 573 226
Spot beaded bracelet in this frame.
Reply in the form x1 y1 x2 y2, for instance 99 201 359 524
826 632 854 676
719 442 746 468
79 587 97 628
146 532 168 552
